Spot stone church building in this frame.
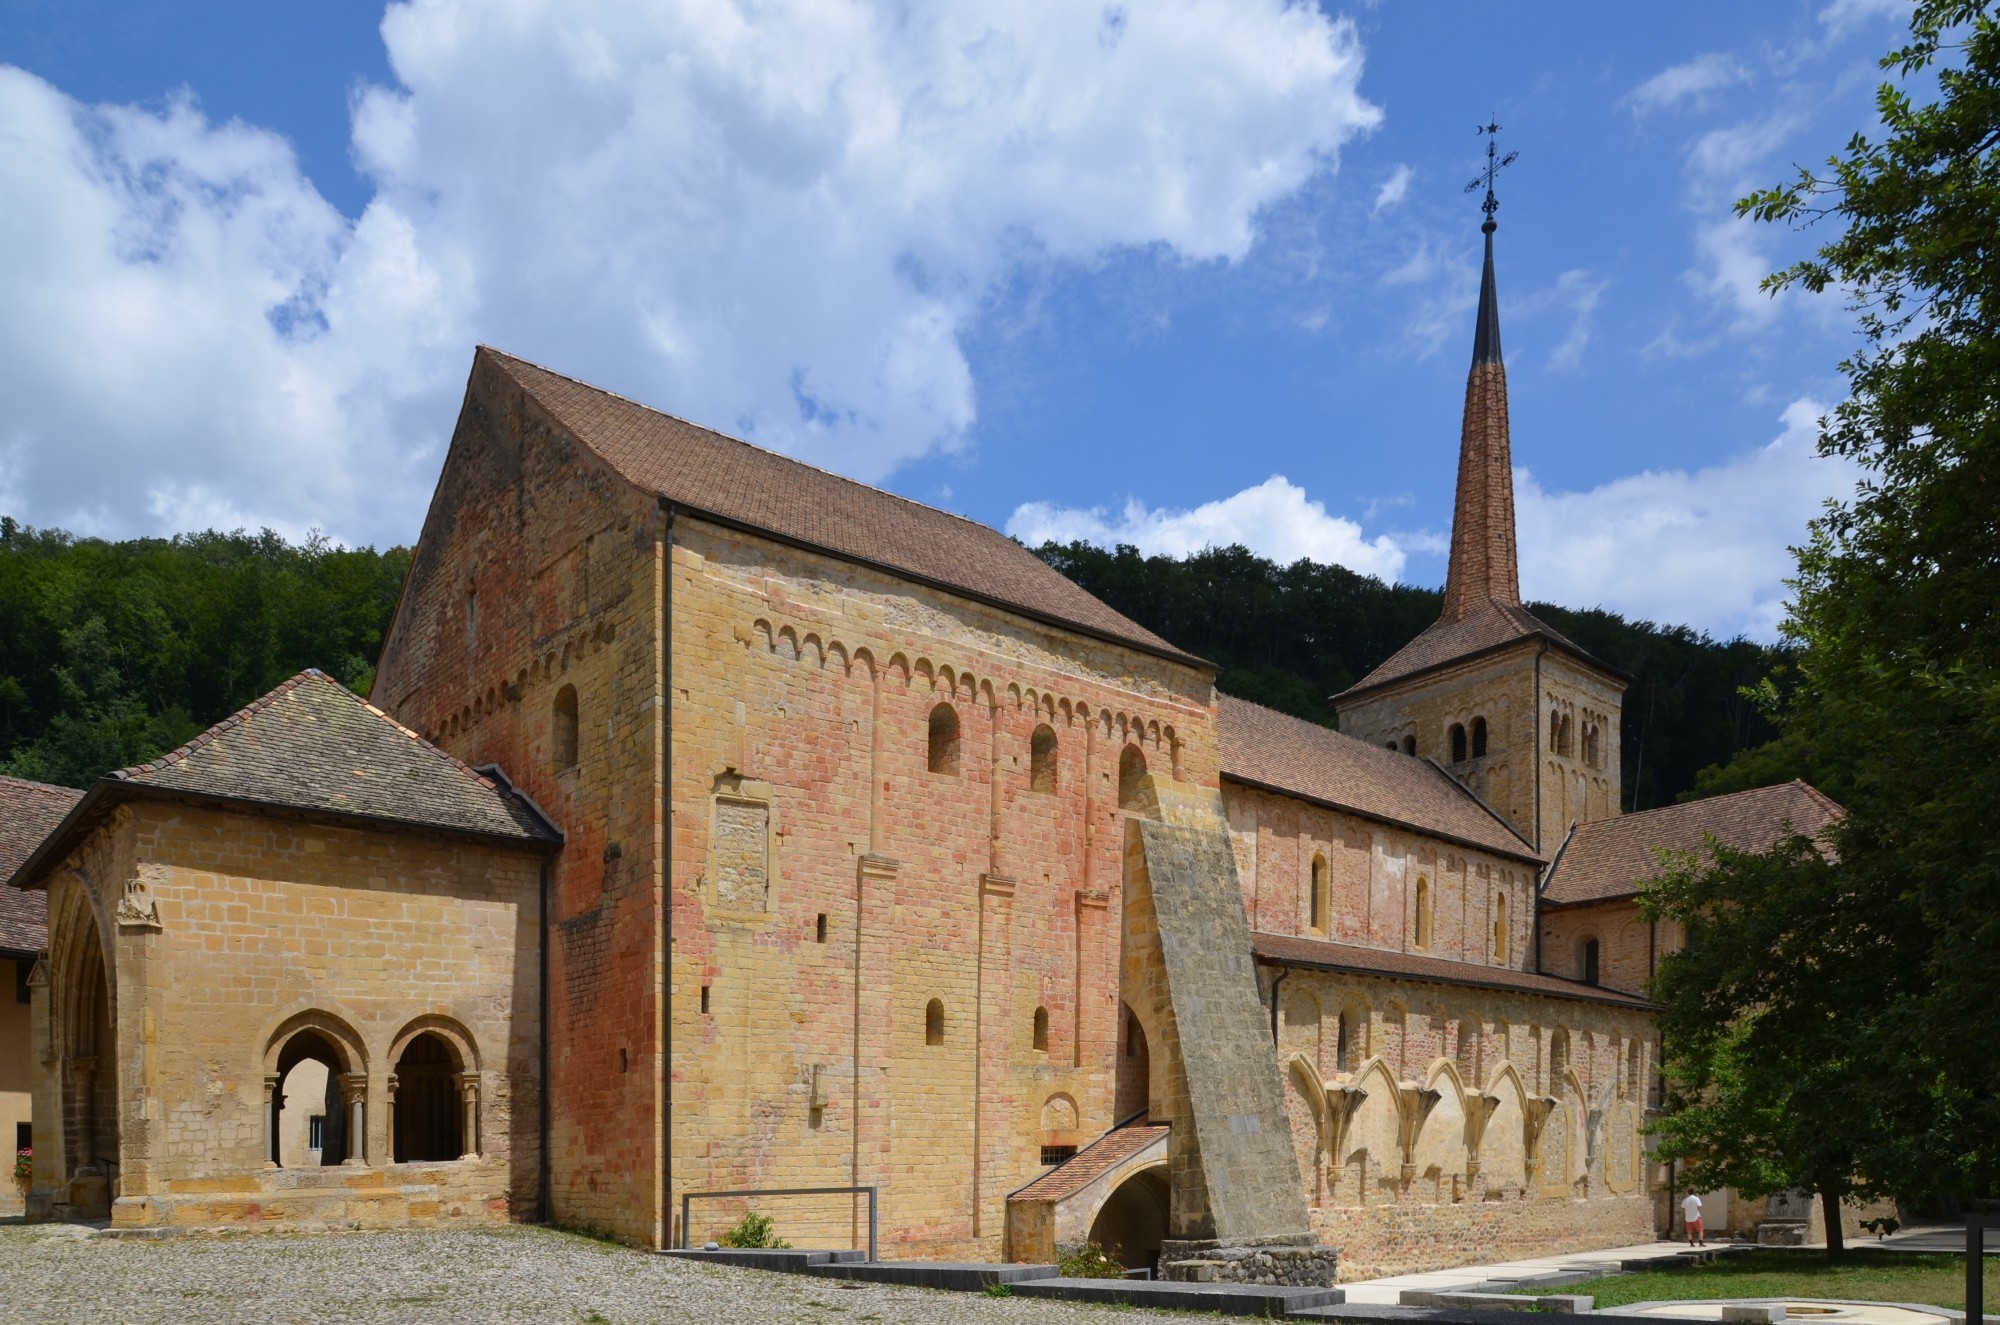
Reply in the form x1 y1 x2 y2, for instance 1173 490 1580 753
3 224 1839 1275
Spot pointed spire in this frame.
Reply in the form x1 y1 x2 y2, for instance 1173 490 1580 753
1439 214 1521 623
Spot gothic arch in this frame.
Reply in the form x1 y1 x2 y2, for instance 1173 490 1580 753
261 1007 368 1078
387 1014 481 1076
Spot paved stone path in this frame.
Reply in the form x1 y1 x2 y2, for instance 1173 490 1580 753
1340 1239 1703 1304
0 1221 1235 1325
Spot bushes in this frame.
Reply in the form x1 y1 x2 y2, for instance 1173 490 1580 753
718 1212 789 1249
1056 1242 1125 1278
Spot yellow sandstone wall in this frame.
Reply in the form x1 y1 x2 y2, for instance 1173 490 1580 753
666 517 1213 1259
0 957 30 1217
34 801 543 1231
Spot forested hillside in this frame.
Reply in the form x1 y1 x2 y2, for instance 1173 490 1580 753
0 519 409 788
0 520 1785 808
1033 541 1789 812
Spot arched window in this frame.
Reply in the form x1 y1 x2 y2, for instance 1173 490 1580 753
1449 723 1468 763
1561 713 1575 758
1032 1006 1049 1052
274 1029 348 1167
1336 1010 1356 1072
1471 716 1488 758
392 1032 469 1162
552 685 579 771
1030 724 1058 794
1308 854 1329 934
1580 938 1601 986
1414 876 1432 950
927 703 961 775
1401 735 1417 756
1117 744 1148 811
1493 893 1510 964
925 998 945 1046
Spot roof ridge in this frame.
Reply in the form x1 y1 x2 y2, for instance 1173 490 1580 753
481 345 1007 540
113 670 319 782
1417 754 1538 855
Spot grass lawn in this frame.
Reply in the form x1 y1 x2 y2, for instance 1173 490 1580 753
1508 1250 2000 1312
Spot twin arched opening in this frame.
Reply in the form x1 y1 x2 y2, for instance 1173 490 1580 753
264 1013 480 1170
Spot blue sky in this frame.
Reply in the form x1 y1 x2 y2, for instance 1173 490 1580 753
0 1 1914 639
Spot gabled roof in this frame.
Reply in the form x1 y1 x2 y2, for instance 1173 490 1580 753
1252 931 1654 1009
1541 780 1844 908
479 348 1203 669
8 671 557 892
1333 598 1622 704
1217 694 1540 864
0 776 80 952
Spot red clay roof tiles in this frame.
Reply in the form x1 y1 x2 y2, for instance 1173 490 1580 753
482 348 1201 668
1542 780 1843 907
0 776 79 952
1008 1122 1170 1204
1218 694 1540 864
1251 930 1653 1008
1335 599 1617 703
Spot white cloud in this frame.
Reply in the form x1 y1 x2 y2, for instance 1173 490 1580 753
1373 163 1413 212
1006 475 1409 581
1819 0 1910 40
1545 269 1608 371
1687 214 1785 329
1517 398 1859 640
1625 53 1751 115
0 0 1382 545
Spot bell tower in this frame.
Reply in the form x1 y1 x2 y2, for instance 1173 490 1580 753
1333 128 1626 852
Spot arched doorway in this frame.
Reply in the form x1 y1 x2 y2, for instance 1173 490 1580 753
1087 1166 1169 1273
393 1032 466 1162
274 1029 350 1166
55 895 118 1216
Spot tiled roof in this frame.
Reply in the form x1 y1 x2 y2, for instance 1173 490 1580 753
0 776 79 951
1251 931 1654 1009
481 348 1201 668
1542 780 1844 907
8 672 555 893
1217 695 1540 864
1334 599 1619 703
1008 1122 1170 1204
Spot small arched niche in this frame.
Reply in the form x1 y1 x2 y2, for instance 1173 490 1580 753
1031 1006 1049 1052
1030 724 1058 794
927 703 961 775
1117 744 1148 811
924 998 946 1046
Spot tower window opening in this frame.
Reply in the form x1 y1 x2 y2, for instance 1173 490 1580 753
1580 938 1600 986
1449 723 1468 763
1471 716 1488 758
1401 735 1416 757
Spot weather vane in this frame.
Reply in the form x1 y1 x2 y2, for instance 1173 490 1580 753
1465 119 1518 233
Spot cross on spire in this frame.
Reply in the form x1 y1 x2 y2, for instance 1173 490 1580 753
1465 120 1518 235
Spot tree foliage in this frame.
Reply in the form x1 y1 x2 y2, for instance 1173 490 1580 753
0 519 410 788
1657 0 2000 1210
1033 540 1788 810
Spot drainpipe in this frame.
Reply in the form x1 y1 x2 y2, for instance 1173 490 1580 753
1268 965 1290 1046
660 502 677 1251
538 856 551 1221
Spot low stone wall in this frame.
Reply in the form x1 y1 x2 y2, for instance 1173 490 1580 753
1312 1192 1655 1281
100 1159 519 1232
1160 1237 1338 1287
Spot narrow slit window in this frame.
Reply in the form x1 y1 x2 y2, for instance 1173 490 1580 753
1030 724 1058 794
1449 723 1467 763
925 998 946 1046
1032 1006 1049 1052
815 914 828 943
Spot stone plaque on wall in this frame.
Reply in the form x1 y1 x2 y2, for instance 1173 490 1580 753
712 797 772 912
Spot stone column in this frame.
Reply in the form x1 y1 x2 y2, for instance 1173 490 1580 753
385 1073 399 1164
340 1074 367 1166
458 1073 480 1160
263 1075 281 1168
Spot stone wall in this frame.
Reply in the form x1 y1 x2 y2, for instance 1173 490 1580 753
28 800 543 1232
1223 783 1537 973
665 517 1214 1259
372 355 666 1242
1335 642 1624 855
1264 965 1659 1278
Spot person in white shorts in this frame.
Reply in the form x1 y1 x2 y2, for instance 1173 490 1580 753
1682 1192 1706 1246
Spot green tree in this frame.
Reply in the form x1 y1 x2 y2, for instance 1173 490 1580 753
1643 835 1915 1259
1667 0 2000 1207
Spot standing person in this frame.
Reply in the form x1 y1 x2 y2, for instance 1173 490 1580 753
1682 1192 1705 1247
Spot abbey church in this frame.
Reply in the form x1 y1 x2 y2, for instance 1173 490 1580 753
2 222 1843 1278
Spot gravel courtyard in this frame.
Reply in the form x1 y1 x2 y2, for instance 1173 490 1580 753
0 1222 1191 1325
